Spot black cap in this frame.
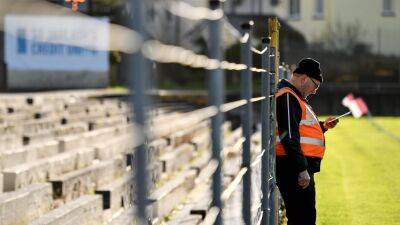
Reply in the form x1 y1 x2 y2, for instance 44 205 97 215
293 58 323 83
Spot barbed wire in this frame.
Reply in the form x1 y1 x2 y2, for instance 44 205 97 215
142 40 268 73
221 17 269 55
221 167 248 201
251 46 269 55
167 0 224 21
250 67 267 73
220 149 265 202
163 1 270 55
251 150 265 168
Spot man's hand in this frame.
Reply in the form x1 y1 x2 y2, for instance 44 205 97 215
298 170 310 189
323 116 339 130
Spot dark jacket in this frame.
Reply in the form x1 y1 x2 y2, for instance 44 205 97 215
276 79 327 173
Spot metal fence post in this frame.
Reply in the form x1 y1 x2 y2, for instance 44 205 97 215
240 21 253 225
209 1 224 225
268 17 280 225
278 66 284 79
130 0 149 224
261 37 271 225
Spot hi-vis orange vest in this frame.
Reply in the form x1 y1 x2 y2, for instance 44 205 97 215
275 87 326 158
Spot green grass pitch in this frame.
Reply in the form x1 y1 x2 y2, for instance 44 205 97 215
316 117 400 225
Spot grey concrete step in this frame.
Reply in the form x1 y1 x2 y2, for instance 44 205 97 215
0 174 2 194
0 135 23 151
82 126 120 146
0 183 53 225
159 143 196 174
95 173 135 212
0 112 30 124
53 122 88 137
166 209 203 225
27 195 103 225
57 134 86 152
125 154 162 193
149 112 183 127
223 127 242 148
106 108 130 118
190 131 211 153
163 138 233 223
50 157 124 202
23 117 59 134
23 130 55 146
0 124 22 136
166 182 211 225
95 134 136 161
149 169 197 219
148 138 169 161
89 116 128 131
163 125 248 225
151 111 211 139
106 208 138 225
169 121 209 147
0 140 59 170
2 147 96 192
57 125 122 153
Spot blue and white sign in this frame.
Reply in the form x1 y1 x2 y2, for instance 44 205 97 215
5 15 110 71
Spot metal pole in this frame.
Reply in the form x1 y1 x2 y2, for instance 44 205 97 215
130 0 149 224
278 66 284 79
240 21 253 225
261 37 271 225
269 46 278 225
268 17 280 225
209 1 224 225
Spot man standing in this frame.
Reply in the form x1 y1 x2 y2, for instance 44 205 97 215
275 58 338 225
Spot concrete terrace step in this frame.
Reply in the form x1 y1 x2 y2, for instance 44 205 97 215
0 135 23 150
22 117 59 134
2 147 96 192
149 169 197 219
125 156 162 193
106 208 138 225
169 121 209 147
95 134 136 161
22 130 55 146
148 138 169 161
82 126 122 147
190 131 211 153
165 180 211 225
58 126 121 152
27 195 103 225
0 112 31 124
53 122 88 137
95 174 135 212
88 115 128 131
0 140 59 170
0 183 53 225
0 123 22 136
158 143 196 174
50 157 124 202
63 104 127 125
163 126 244 225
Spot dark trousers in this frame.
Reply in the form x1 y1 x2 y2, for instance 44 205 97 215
276 161 316 225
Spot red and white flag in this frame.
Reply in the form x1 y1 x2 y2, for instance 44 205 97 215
342 93 369 118
342 93 355 108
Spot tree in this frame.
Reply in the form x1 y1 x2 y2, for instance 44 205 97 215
319 20 370 55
